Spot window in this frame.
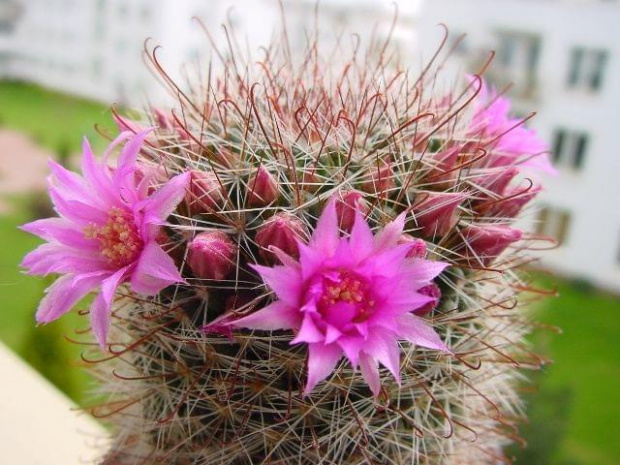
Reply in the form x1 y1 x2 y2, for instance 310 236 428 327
567 47 608 91
552 129 589 170
492 31 541 97
537 206 571 245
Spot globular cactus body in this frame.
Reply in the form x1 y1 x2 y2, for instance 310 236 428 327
22 17 554 465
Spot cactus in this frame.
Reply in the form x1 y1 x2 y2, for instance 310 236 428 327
21 19 555 465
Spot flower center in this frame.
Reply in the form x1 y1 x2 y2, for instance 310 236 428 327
84 207 143 267
315 270 375 326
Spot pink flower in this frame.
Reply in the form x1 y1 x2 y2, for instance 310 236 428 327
228 199 450 396
21 131 189 348
468 76 557 176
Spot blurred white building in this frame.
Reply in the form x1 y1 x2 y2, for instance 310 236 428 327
418 0 620 292
0 0 420 105
1 0 280 105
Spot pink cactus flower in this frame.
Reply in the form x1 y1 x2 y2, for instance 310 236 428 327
187 231 238 280
21 131 189 348
468 76 557 176
228 199 450 396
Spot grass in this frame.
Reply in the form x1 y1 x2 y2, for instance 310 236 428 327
512 276 620 465
0 196 92 404
0 81 116 153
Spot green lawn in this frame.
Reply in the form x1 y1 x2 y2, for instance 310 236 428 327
0 81 618 463
0 198 92 403
512 277 620 465
0 81 116 153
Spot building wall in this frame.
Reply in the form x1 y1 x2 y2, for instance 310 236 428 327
2 0 417 105
418 0 620 292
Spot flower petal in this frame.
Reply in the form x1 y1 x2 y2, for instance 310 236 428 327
81 137 118 205
304 342 342 396
90 268 127 349
397 313 450 352
359 352 381 397
291 313 324 344
130 241 184 295
229 301 301 331
349 210 374 262
140 172 190 224
363 332 401 384
36 272 107 324
251 263 302 307
400 259 449 286
22 243 110 276
21 218 98 250
374 211 406 251
310 198 339 256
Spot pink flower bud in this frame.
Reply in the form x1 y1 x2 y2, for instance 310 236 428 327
335 190 371 232
362 160 395 194
171 117 190 141
153 108 171 130
489 184 542 218
425 145 462 188
186 170 224 214
474 168 520 214
187 231 237 280
255 213 308 263
478 168 519 195
398 234 427 259
414 283 441 316
461 224 523 266
412 192 466 237
247 166 279 207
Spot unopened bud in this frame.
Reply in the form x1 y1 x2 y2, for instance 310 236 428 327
255 213 308 263
247 166 279 207
412 192 465 237
425 145 461 188
153 108 171 130
335 190 371 232
187 231 237 280
474 168 520 214
398 234 427 259
461 224 523 266
186 170 224 214
415 283 441 316
362 160 395 194
490 184 542 218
